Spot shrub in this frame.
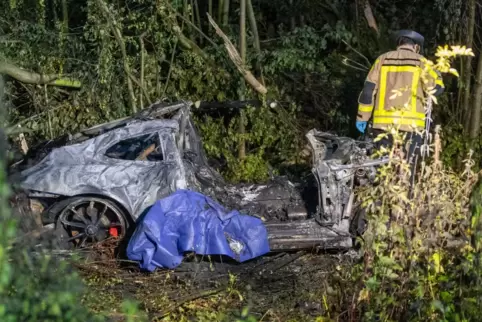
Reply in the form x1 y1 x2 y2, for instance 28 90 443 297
350 45 482 321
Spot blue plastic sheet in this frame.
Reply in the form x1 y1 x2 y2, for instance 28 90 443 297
126 189 270 271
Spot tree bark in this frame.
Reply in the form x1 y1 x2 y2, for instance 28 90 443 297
247 0 264 85
189 0 195 41
206 14 266 94
160 3 230 79
463 0 476 131
193 0 202 44
218 0 224 22
470 49 482 138
0 74 6 164
0 61 57 84
208 0 213 30
0 60 81 88
238 0 246 160
222 0 230 27
95 0 137 113
290 0 296 30
61 0 69 33
140 34 146 110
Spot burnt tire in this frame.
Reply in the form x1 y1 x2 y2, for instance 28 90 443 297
53 196 129 250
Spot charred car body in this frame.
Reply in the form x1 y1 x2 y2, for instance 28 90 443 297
9 101 388 251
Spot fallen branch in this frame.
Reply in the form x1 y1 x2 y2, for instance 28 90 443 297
164 1 217 47
158 1 230 80
153 286 225 319
258 251 306 275
0 60 81 88
17 132 28 154
170 25 230 79
206 13 267 95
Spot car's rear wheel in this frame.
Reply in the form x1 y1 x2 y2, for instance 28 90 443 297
54 197 128 249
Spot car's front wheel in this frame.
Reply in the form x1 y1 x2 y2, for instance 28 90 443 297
54 196 128 249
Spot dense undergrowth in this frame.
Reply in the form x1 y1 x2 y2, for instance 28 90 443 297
348 129 482 321
335 45 482 321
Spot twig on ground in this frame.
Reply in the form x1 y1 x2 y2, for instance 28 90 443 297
258 251 307 275
152 286 225 319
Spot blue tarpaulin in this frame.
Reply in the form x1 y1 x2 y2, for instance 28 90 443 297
126 189 271 271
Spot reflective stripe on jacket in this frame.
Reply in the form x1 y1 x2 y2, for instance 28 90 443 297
356 44 444 132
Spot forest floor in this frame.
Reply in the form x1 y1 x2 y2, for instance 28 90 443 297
77 242 360 322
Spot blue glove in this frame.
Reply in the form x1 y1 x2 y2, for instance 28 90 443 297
356 121 367 134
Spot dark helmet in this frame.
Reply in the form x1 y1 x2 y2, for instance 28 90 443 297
393 30 424 51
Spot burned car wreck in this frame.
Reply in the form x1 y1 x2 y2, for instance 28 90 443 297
9 100 389 254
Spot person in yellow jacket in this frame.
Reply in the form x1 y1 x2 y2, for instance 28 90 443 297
356 30 444 189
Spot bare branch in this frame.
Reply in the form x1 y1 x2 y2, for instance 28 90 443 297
206 13 267 95
341 40 372 68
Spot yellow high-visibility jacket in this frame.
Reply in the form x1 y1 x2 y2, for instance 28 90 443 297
357 44 444 132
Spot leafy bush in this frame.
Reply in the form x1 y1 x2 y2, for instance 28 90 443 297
0 163 103 321
353 127 481 320
348 45 482 321
196 99 303 183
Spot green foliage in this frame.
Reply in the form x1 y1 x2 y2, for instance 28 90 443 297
351 127 482 321
0 157 101 321
260 23 357 134
439 123 482 174
196 100 302 183
348 43 481 321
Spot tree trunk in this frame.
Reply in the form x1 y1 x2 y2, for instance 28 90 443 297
247 0 264 85
193 0 202 44
189 0 195 41
208 0 213 30
44 0 56 29
223 0 230 27
290 0 296 30
61 0 69 33
218 0 224 22
140 34 145 109
0 74 6 164
470 51 482 138
238 0 246 160
463 0 476 131
95 0 137 113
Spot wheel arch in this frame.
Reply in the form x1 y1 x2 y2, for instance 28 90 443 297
43 193 134 226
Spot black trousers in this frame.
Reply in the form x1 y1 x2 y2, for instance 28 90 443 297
371 129 422 198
